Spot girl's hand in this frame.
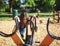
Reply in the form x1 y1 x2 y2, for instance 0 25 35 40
14 16 20 22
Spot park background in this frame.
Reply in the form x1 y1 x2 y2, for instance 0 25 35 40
0 0 60 46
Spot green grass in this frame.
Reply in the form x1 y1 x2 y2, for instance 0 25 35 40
28 12 51 15
0 12 52 21
0 14 13 21
0 17 12 21
0 16 52 21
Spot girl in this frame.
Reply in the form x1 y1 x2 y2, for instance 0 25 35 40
19 11 29 38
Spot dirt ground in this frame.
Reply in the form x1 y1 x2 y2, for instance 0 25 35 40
0 18 60 46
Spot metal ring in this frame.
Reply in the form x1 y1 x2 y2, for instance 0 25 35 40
47 18 60 40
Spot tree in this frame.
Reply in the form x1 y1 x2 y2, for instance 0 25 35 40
9 0 19 13
0 0 6 13
26 0 36 7
35 0 55 12
55 0 60 11
9 0 13 13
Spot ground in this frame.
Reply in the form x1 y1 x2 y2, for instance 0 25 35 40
0 18 60 46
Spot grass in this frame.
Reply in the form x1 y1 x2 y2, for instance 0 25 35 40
0 12 52 21
28 12 51 16
0 17 12 21
0 16 52 21
0 15 12 21
0 12 52 16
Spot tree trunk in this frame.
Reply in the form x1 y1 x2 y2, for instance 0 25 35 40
55 0 60 11
9 0 13 13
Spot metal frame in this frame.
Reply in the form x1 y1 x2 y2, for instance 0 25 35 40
47 18 60 40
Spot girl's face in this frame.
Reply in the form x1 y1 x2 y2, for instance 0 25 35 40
23 17 27 24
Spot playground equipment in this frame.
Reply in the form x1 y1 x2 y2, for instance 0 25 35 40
0 16 37 46
13 9 18 20
30 16 37 32
47 18 60 40
0 17 19 37
53 11 60 23
25 20 35 46
24 15 38 46
0 16 60 46
39 18 60 46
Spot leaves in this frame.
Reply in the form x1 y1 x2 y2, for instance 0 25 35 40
26 0 36 7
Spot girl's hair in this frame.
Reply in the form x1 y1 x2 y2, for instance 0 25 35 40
19 11 28 21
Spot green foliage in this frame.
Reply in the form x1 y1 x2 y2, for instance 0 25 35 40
0 0 56 12
44 0 55 11
26 0 36 7
0 1 5 9
0 1 7 12
35 0 55 12
49 0 55 9
50 0 55 6
55 0 60 11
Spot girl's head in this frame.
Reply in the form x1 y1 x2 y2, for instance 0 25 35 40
19 12 28 24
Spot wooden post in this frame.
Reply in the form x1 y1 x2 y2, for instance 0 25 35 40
53 10 56 20
58 11 60 23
